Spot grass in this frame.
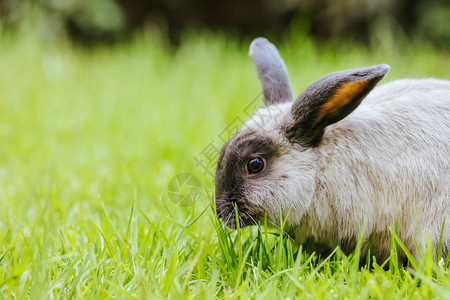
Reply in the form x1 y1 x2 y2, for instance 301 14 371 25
0 27 449 298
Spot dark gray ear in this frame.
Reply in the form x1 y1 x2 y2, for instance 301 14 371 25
249 38 293 106
285 64 390 147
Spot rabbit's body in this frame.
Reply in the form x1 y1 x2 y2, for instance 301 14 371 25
214 38 450 262
292 79 450 261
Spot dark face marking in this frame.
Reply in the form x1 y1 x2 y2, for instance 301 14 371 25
214 130 282 228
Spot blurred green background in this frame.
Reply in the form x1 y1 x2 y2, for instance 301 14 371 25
0 1 449 297
0 0 450 47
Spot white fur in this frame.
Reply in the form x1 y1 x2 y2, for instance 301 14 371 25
241 79 450 261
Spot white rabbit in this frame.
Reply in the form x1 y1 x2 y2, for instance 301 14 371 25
214 37 450 262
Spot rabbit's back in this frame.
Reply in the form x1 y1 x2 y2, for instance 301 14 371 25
318 78 450 260
361 78 450 109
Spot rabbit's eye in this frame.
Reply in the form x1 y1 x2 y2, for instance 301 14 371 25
246 157 265 175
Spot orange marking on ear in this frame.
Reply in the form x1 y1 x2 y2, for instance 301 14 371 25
315 79 371 124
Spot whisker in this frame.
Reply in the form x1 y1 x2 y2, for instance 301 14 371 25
216 207 228 217
237 214 245 228
219 211 231 230
224 211 233 227
243 211 262 231
232 202 246 229
268 220 295 242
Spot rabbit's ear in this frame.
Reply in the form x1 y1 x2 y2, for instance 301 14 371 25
249 38 293 106
286 64 390 146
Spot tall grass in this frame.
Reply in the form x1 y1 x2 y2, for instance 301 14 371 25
0 28 449 298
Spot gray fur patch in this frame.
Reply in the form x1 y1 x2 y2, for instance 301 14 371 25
249 38 293 106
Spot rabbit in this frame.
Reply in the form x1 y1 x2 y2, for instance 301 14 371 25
214 37 450 263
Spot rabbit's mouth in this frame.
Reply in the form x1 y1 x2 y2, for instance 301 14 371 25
214 196 262 229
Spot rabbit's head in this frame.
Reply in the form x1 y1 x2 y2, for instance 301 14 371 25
214 38 389 229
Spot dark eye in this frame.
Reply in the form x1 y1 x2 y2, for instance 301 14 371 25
246 157 265 175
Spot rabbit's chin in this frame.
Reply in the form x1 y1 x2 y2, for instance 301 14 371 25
215 198 264 229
